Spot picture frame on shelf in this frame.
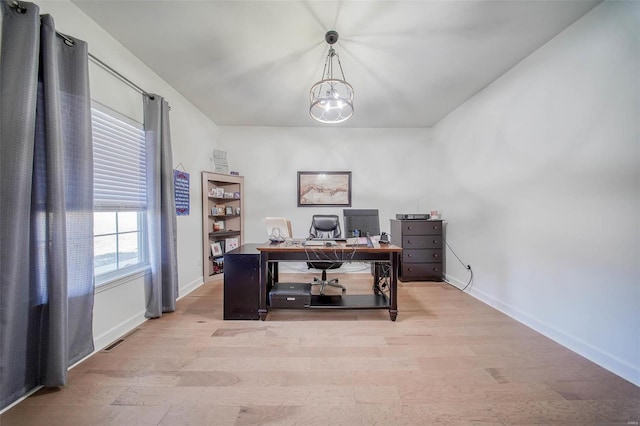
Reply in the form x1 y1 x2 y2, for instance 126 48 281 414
211 242 223 257
225 237 239 252
297 171 352 207
213 187 224 198
225 206 234 215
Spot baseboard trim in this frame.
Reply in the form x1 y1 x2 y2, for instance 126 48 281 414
178 277 204 301
92 277 205 354
92 311 147 353
443 272 640 387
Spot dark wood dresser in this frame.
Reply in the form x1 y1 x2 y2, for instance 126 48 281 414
390 219 443 281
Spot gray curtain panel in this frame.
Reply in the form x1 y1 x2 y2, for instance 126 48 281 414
1 1 94 410
143 95 178 318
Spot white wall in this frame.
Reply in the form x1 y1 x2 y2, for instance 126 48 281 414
429 1 639 385
39 1 219 350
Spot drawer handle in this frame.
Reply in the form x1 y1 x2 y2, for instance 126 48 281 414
408 268 413 272
433 240 438 244
433 253 438 259
407 226 412 230
407 254 412 258
407 240 412 244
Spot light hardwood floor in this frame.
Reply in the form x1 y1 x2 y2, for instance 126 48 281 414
2 273 639 425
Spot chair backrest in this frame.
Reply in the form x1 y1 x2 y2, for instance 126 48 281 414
309 215 341 239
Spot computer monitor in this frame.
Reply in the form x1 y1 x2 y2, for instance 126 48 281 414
343 209 380 237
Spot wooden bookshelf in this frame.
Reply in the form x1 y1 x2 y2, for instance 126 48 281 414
201 172 244 283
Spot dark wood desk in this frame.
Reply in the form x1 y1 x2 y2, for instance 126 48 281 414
256 242 402 321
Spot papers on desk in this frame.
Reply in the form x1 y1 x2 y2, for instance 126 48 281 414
346 237 369 246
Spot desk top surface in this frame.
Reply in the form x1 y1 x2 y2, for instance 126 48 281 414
255 242 402 253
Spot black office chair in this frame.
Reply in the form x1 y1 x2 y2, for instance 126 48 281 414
307 215 345 295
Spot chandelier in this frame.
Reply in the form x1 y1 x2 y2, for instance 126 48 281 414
309 30 354 124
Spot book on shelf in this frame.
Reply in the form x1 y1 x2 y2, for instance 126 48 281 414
212 257 224 274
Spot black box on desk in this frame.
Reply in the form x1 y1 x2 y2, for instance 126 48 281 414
269 283 312 308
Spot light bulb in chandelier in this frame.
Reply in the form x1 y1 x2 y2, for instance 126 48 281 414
323 98 345 112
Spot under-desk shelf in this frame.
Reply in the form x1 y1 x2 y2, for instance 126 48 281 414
307 294 390 309
266 293 390 310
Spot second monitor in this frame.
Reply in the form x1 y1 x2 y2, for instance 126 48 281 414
343 209 380 238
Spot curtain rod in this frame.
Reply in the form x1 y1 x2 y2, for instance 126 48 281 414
51 33 152 99
87 52 153 99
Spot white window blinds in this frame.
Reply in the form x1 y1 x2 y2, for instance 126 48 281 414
92 102 147 210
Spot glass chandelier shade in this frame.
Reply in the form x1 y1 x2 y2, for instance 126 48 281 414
309 31 354 124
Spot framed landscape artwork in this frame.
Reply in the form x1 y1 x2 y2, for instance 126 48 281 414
297 171 352 207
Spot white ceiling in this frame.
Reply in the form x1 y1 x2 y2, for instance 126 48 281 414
72 0 600 128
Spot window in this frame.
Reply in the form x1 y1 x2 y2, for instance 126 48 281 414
91 102 148 284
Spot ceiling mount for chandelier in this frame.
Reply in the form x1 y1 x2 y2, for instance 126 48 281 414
309 30 354 124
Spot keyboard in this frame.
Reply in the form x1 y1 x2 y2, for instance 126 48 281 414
288 238 307 245
304 240 335 246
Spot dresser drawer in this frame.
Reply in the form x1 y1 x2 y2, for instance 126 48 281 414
401 263 442 280
401 221 442 235
403 249 442 263
402 235 442 249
